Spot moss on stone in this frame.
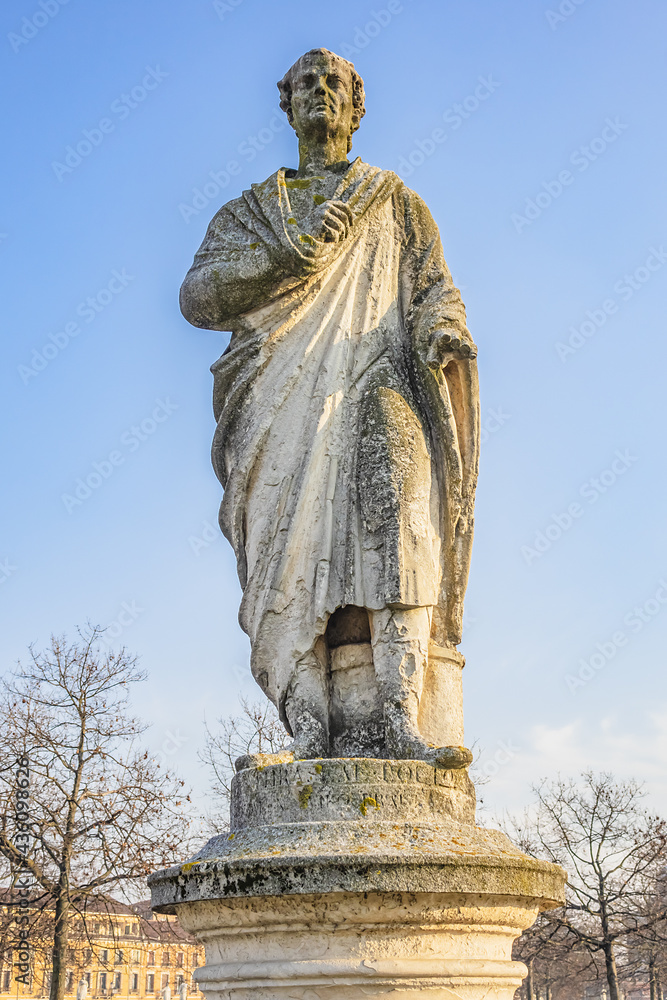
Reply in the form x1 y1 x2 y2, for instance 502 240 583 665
360 796 380 817
298 785 313 808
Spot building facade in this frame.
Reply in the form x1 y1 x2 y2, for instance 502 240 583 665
0 896 204 1000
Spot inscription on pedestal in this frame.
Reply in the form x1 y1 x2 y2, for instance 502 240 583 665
230 758 476 830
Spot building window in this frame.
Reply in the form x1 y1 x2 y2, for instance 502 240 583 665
66 972 74 993
3 971 12 991
113 974 121 992
124 925 131 936
115 950 124 965
84 974 91 988
162 953 170 967
84 949 92 964
132 924 138 936
94 923 102 935
176 954 184 968
131 973 139 992
161 974 169 990
131 950 140 963
146 974 155 993
100 950 109 966
147 952 155 967
176 975 184 990
99 973 107 994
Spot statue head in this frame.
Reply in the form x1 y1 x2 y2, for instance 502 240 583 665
277 48 366 154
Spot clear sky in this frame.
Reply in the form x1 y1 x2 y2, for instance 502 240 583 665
2 0 666 822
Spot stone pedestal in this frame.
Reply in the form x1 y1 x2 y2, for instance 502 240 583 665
149 759 565 1000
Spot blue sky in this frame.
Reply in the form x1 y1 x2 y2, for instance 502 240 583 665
1 0 666 820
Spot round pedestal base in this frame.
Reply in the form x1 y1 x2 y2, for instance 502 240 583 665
149 760 565 1000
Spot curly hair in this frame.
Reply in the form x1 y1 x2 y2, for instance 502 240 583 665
277 48 366 153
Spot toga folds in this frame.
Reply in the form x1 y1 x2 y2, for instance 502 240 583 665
180 157 479 717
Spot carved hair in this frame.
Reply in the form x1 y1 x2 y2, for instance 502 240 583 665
277 48 366 153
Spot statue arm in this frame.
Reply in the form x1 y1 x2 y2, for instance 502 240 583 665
400 187 480 644
179 205 300 331
400 188 474 358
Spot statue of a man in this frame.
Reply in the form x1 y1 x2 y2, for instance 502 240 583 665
180 49 479 767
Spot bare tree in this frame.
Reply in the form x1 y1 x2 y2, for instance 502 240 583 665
508 772 667 1000
622 878 667 1000
514 910 603 1000
199 696 288 832
0 628 197 1000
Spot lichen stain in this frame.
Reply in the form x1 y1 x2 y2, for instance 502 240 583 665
284 177 323 189
359 796 380 816
298 785 313 808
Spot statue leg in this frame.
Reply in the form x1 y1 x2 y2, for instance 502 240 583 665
283 639 330 760
370 606 472 768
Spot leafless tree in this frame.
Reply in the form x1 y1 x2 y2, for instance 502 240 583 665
0 628 197 1000
199 696 288 832
508 772 667 1000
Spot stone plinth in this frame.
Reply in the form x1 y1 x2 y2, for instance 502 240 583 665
149 760 565 1000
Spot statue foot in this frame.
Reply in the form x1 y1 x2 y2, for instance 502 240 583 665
385 714 472 769
287 731 328 761
235 750 295 772
391 738 472 769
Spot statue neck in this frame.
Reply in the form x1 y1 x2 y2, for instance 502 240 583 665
296 135 350 177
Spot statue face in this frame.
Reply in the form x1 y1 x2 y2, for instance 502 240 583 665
289 53 355 146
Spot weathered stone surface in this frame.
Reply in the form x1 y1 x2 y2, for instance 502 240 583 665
149 760 565 1000
154 47 568 1000
150 761 560 906
171 891 559 1000
179 46 479 763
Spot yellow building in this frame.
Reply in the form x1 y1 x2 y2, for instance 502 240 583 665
0 895 204 1000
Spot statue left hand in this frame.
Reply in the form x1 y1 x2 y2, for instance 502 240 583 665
427 329 477 370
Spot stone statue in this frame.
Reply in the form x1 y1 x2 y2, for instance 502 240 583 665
180 48 479 767
152 49 566 1000
76 979 88 1000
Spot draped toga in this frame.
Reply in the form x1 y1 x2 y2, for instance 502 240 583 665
180 157 479 716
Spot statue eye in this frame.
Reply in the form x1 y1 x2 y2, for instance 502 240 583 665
302 73 315 88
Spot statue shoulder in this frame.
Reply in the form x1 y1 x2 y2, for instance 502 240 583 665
387 179 441 247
